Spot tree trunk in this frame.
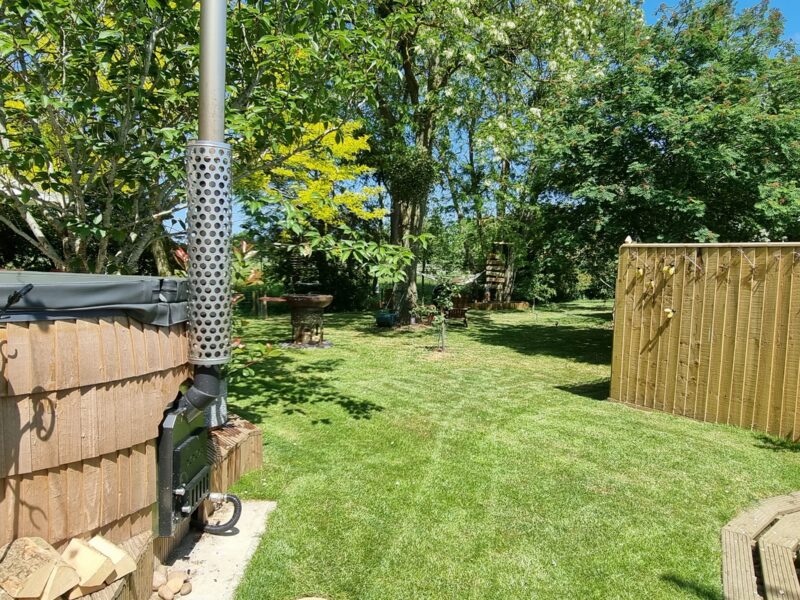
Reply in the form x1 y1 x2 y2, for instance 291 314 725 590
391 200 418 323
390 170 429 324
150 236 172 276
396 258 418 323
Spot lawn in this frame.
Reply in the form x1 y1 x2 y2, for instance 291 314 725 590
228 300 800 600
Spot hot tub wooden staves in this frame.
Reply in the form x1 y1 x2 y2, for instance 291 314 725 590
0 317 192 550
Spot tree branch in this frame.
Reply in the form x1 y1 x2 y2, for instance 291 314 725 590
0 210 65 270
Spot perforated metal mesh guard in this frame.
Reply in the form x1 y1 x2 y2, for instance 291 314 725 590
186 140 233 365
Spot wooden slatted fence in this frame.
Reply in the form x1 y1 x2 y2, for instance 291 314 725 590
610 243 800 440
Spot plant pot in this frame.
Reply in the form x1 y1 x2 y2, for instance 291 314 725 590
375 310 398 327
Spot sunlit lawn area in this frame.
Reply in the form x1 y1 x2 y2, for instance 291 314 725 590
228 301 800 600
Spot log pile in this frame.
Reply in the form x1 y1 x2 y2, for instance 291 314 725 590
0 535 136 599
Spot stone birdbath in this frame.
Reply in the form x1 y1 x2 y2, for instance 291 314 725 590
282 294 334 346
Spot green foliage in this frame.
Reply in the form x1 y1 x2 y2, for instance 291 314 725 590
360 0 633 317
376 145 437 210
427 270 464 351
278 219 423 287
411 303 436 323
756 180 800 237
524 273 556 308
535 0 800 257
227 243 279 384
422 213 477 273
226 302 276 385
0 0 392 272
1 0 199 271
3 0 798 312
432 0 800 303
231 241 266 292
238 118 422 308
244 183 428 309
239 121 385 225
174 238 278 381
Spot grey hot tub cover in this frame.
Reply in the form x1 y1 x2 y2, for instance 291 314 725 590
0 271 188 326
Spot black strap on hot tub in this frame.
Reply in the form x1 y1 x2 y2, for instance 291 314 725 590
0 283 34 319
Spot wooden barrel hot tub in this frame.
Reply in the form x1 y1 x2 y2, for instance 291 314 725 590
0 273 192 552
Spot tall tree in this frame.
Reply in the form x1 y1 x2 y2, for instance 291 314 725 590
363 0 631 319
535 0 800 269
0 0 385 272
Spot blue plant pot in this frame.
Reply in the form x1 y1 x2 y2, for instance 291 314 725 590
375 310 398 327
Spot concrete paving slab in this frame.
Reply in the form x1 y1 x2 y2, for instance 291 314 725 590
165 500 276 599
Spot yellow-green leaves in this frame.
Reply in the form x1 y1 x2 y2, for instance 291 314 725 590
242 121 385 225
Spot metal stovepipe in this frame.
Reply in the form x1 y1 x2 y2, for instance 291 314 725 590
199 0 226 142
183 0 232 410
158 1 236 538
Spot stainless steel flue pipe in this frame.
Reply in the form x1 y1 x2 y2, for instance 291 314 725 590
199 0 227 142
183 0 233 411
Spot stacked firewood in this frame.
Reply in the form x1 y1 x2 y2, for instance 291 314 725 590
0 536 136 599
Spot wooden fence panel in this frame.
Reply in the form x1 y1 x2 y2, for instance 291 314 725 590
727 248 750 427
610 243 800 441
783 259 800 438
719 248 740 424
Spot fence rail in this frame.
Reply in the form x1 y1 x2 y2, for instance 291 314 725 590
610 243 800 441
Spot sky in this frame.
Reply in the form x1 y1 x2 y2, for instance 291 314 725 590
641 0 800 43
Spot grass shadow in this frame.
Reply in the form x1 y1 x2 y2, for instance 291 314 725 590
466 321 612 365
575 310 614 322
556 378 611 401
660 574 722 600
532 302 613 324
340 320 435 339
227 354 383 425
350 323 427 336
754 433 800 453
320 313 413 337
